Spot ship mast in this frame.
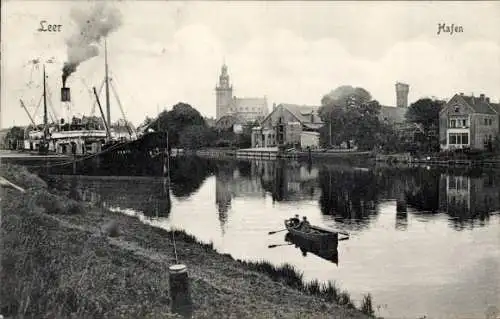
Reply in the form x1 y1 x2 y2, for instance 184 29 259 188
105 38 111 131
43 64 48 140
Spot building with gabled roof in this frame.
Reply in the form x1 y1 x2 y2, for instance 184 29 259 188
439 93 499 151
251 103 324 148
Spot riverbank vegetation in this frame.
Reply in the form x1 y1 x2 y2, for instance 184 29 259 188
1 164 375 318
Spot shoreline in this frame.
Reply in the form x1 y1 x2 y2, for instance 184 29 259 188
190 148 500 167
1 164 375 318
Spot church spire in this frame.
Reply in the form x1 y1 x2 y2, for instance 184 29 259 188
218 62 230 89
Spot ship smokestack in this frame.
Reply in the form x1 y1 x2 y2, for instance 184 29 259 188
61 84 71 102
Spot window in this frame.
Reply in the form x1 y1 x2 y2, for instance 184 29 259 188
462 119 467 127
461 133 468 144
449 177 457 189
449 132 469 145
448 176 469 191
449 134 457 144
489 118 493 125
449 119 456 128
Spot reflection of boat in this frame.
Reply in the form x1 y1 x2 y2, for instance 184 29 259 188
284 219 339 242
284 232 339 265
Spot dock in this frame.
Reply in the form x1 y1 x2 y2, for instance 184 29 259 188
195 147 373 161
0 150 70 161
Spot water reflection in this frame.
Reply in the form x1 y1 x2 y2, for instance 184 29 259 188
169 157 216 198
284 232 339 265
395 212 408 231
318 165 381 230
439 172 500 230
256 160 320 202
209 160 500 230
45 175 172 218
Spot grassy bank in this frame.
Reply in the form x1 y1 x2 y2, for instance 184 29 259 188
1 164 375 318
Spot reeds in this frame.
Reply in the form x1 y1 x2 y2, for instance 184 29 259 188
360 293 375 316
234 260 369 313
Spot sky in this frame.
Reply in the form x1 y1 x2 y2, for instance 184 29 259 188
2 1 500 128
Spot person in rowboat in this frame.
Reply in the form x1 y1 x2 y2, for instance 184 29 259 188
298 216 311 232
290 214 300 227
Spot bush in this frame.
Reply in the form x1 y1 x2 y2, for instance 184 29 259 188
102 220 120 237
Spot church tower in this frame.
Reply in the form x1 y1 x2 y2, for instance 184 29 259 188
216 64 233 119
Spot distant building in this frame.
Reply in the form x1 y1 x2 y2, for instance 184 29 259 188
439 93 500 151
395 82 410 108
251 103 324 148
215 64 268 124
378 82 411 125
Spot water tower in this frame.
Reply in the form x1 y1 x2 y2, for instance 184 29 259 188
395 82 410 108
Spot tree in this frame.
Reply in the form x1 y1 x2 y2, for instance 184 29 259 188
319 86 383 150
320 85 372 108
406 98 444 130
406 98 445 152
179 125 215 149
148 102 208 148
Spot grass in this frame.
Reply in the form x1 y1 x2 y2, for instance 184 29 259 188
360 294 375 316
1 163 374 319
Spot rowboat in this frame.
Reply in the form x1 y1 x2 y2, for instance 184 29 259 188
284 219 339 242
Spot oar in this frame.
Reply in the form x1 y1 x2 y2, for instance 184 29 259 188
268 229 287 235
268 243 293 248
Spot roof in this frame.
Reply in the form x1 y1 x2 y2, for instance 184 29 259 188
379 106 407 124
232 97 268 111
450 94 500 115
279 104 324 124
489 102 500 114
458 95 497 114
215 114 246 128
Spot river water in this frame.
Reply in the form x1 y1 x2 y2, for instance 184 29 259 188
18 157 500 318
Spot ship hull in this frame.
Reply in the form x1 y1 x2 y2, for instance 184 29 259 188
82 131 170 176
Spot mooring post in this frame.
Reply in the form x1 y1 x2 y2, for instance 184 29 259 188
71 141 77 175
169 264 193 317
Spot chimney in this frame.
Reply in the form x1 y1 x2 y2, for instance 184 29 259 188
61 87 71 102
459 93 464 96
480 94 485 101
273 102 277 110
486 97 490 103
395 82 410 108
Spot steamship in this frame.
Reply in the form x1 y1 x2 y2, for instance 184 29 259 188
23 42 169 175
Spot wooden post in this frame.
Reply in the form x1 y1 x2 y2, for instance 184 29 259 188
72 142 77 174
169 264 193 317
